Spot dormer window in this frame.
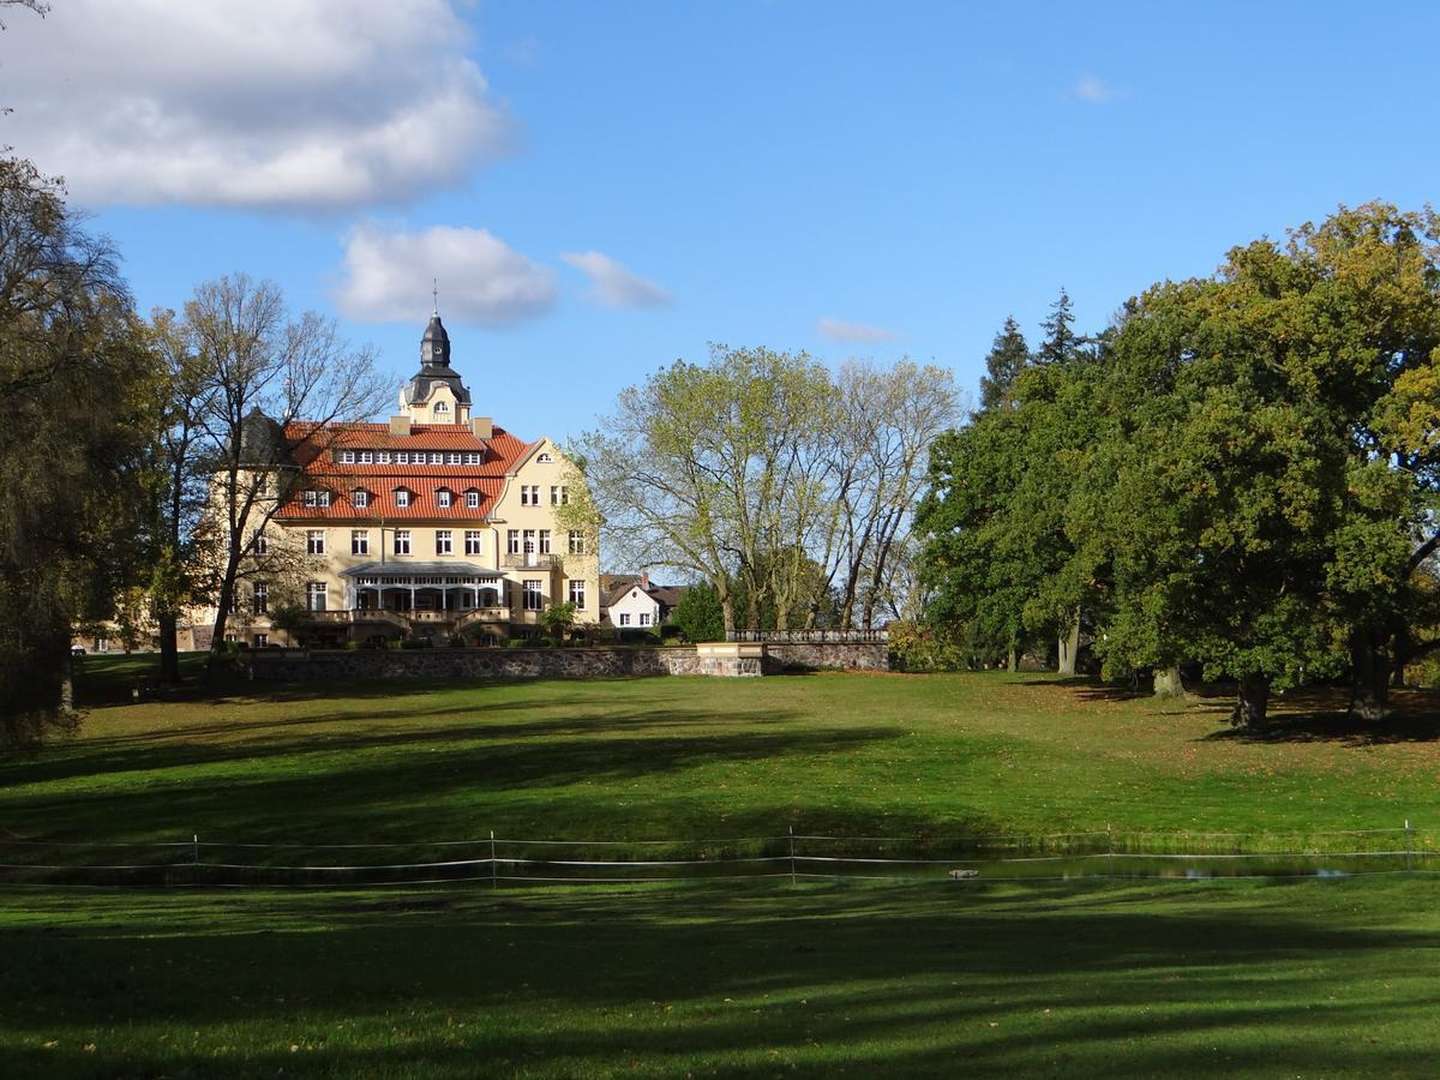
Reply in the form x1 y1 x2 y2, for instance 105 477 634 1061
339 450 355 464
434 401 449 416
465 490 480 509
394 488 410 508
353 489 369 509
304 490 317 507
437 489 453 508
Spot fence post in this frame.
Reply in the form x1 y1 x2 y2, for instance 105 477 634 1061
1405 819 1413 873
192 832 200 887
490 830 498 890
789 825 797 886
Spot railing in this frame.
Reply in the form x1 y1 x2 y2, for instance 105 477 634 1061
727 628 889 644
454 607 511 627
501 553 557 570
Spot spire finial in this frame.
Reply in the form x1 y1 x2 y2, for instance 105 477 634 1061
432 277 439 317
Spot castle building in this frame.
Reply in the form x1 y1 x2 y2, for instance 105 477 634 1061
211 313 598 648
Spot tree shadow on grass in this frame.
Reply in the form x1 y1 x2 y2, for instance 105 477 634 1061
1198 688 1440 745
0 714 915 843
3 880 1437 1077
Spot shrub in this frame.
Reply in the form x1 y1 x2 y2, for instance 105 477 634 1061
888 620 969 672
673 583 724 643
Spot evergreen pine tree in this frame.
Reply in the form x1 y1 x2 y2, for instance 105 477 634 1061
977 316 1029 411
1036 288 1077 365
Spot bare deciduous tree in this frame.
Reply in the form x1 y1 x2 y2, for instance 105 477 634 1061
184 274 392 656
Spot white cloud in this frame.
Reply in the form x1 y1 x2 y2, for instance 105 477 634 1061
336 224 556 325
817 317 897 344
560 251 672 309
1073 74 1118 104
0 1 510 210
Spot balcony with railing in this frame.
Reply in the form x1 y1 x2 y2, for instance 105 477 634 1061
500 553 559 570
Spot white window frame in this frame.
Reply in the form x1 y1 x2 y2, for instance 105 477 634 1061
639 612 652 627
251 529 268 555
395 452 409 464
464 530 482 555
539 529 551 555
353 489 369 509
446 452 461 464
465 490 480 509
537 452 553 463
569 580 586 609
253 582 269 615
306 581 327 612
304 489 318 507
436 529 453 555
464 452 481 464
378 451 392 464
394 529 411 555
437 489 452 508
351 530 369 555
395 488 410 508
307 530 325 555
619 613 631 626
359 451 374 464
507 529 520 555
434 400 449 415
523 579 544 611
568 530 585 555
254 632 268 647
339 450 355 463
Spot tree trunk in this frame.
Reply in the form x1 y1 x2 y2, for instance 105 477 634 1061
1006 647 1018 673
1232 673 1270 729
59 652 75 714
157 610 180 683
1348 633 1391 722
1152 666 1185 698
1390 626 1412 689
1056 609 1080 676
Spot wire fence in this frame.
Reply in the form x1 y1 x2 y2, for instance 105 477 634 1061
1 822 1436 889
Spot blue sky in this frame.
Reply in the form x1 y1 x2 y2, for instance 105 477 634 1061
7 1 1438 442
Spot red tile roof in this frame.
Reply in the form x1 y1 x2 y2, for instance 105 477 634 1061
276 421 535 521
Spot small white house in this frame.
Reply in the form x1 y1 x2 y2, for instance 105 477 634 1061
603 574 687 629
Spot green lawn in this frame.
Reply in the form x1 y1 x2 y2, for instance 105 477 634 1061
5 660 1440 1077
4 878 1440 1078
5 656 1440 847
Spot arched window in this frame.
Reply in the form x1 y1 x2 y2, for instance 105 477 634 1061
433 400 449 416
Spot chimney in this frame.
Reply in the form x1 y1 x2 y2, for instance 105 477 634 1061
640 572 650 591
471 416 493 439
389 415 411 436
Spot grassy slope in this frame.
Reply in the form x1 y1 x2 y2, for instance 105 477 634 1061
6 661 1440 1076
3 657 1440 845
3 879 1440 1078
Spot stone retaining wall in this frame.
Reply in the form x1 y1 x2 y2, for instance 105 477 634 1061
245 646 703 682
762 642 889 672
243 641 889 682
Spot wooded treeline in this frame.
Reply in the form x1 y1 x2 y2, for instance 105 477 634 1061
917 204 1440 727
0 156 386 743
566 346 962 633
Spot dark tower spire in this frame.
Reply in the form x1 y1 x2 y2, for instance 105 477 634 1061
420 311 451 368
